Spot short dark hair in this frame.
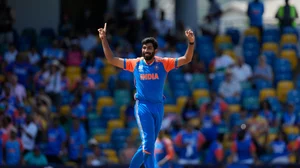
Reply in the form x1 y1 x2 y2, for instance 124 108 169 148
141 37 158 50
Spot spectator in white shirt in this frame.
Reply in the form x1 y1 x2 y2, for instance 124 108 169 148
155 11 173 37
219 69 241 99
42 60 63 110
164 44 180 58
79 29 97 53
21 115 38 154
4 43 18 64
213 50 234 72
9 75 26 104
28 46 41 65
231 56 252 83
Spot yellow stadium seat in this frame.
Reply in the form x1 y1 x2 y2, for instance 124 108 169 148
131 127 140 138
120 105 127 122
66 66 81 75
262 43 278 55
103 66 117 82
103 149 117 157
260 88 276 101
176 96 188 111
283 126 299 135
267 133 277 144
60 105 71 116
193 89 209 100
281 50 298 70
228 105 241 113
281 34 298 45
0 75 5 83
277 81 294 102
107 119 124 134
164 105 178 114
289 154 296 163
94 134 110 143
65 161 77 167
223 50 236 61
244 27 260 40
108 156 119 164
215 35 232 47
97 97 114 113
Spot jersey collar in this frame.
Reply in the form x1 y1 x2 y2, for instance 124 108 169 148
143 57 155 66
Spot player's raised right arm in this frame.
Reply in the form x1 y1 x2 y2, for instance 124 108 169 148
98 23 124 69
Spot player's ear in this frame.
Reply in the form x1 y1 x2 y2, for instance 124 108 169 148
154 49 158 54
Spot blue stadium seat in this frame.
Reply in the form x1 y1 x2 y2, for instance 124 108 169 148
242 89 259 98
95 90 111 100
282 43 299 57
88 119 107 129
263 28 280 43
262 51 276 66
118 70 133 81
211 72 225 91
101 106 120 119
275 73 292 84
283 26 299 38
243 97 259 111
224 97 240 104
99 143 113 150
254 79 273 91
226 28 240 45
191 81 209 89
17 36 31 51
196 36 213 44
287 90 300 104
173 89 191 98
274 58 292 74
266 97 282 113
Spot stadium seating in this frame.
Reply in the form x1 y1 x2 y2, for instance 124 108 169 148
276 81 294 102
280 50 298 70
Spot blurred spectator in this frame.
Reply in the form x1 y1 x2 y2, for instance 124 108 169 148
23 146 48 166
181 97 198 122
275 0 298 31
230 129 257 164
45 116 66 164
67 118 86 165
114 0 136 26
201 92 228 114
79 29 98 54
1 84 18 107
201 0 222 38
21 115 38 155
28 46 41 65
119 137 138 164
269 131 290 164
6 53 33 88
252 55 273 82
42 40 64 61
8 75 26 104
86 138 107 166
155 11 173 37
201 103 221 143
164 44 180 58
218 70 241 99
145 0 160 28
259 100 276 126
247 109 268 137
71 94 87 120
4 43 18 64
42 60 63 110
211 50 234 73
247 0 264 37
231 56 252 83
281 103 298 127
0 0 15 43
205 133 224 165
81 52 104 84
4 127 23 165
154 130 175 168
59 14 73 37
66 41 82 66
174 121 206 166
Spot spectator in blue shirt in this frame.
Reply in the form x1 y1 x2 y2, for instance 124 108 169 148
247 0 264 38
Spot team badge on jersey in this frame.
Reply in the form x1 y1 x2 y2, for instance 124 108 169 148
155 65 159 71
138 65 143 72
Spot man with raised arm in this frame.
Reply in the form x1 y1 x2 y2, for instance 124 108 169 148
98 23 195 168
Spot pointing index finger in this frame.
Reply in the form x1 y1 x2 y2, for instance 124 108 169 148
104 23 107 32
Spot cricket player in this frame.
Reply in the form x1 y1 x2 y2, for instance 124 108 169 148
98 23 194 168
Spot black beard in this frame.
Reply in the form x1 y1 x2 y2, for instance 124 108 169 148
142 52 155 61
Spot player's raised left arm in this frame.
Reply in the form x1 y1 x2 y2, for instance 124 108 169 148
177 29 195 67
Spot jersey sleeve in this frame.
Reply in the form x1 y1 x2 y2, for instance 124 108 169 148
161 57 178 72
164 138 175 160
124 58 139 72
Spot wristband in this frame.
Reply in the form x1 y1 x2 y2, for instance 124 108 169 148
189 42 194 45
